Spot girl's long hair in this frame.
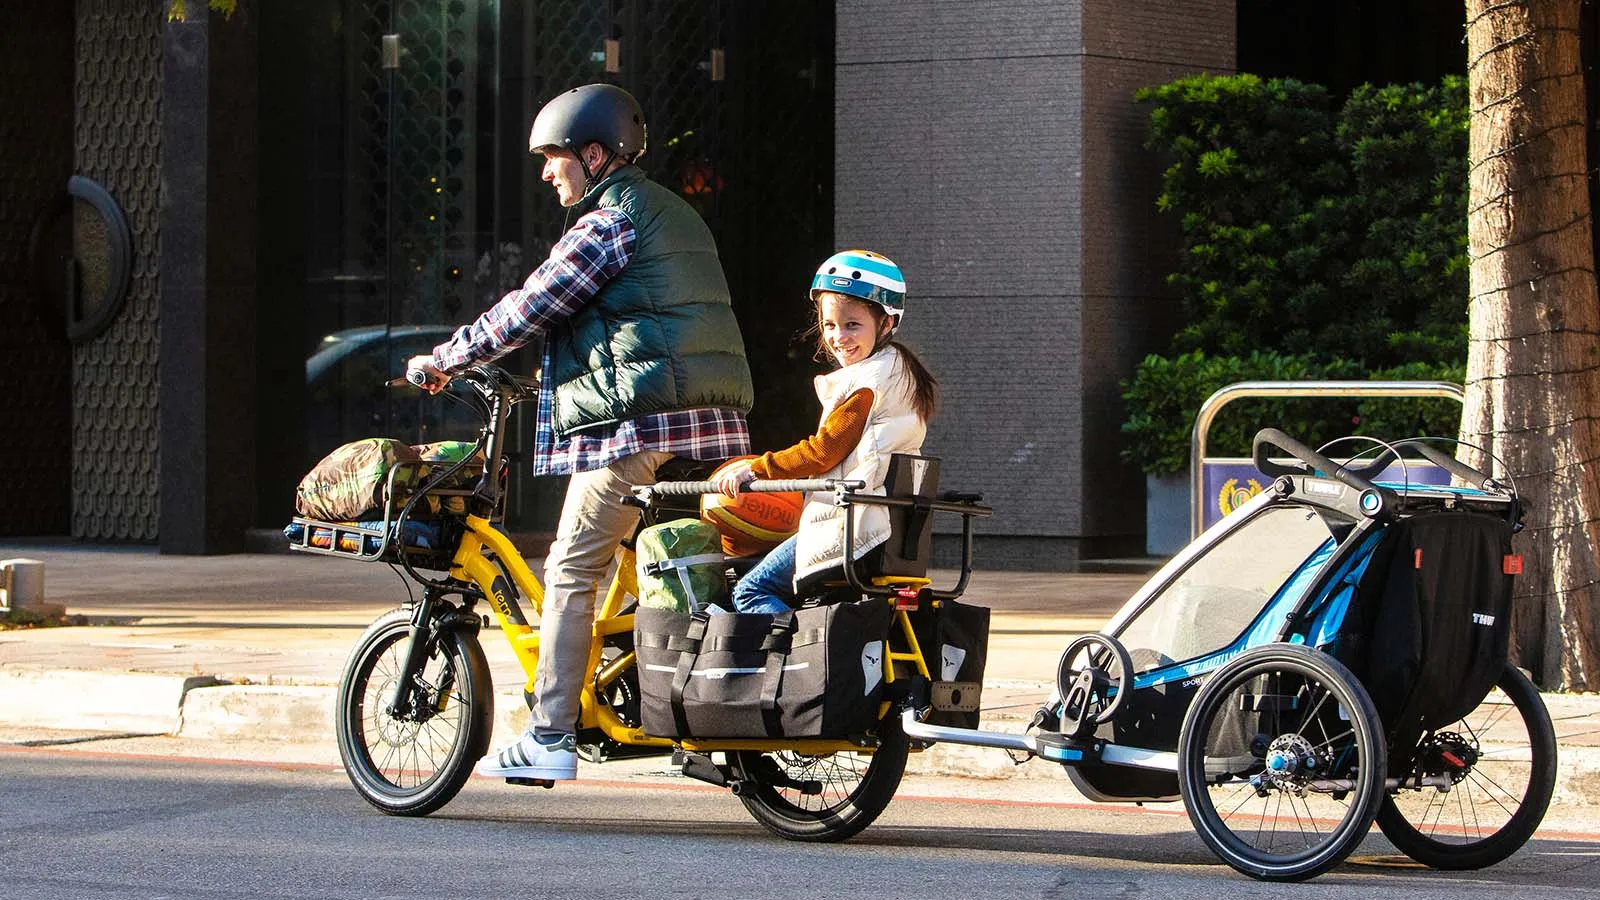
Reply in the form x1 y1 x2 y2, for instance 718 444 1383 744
811 293 939 422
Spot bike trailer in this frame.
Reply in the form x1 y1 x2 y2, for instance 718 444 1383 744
634 598 894 738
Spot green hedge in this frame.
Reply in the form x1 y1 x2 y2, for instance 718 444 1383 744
1121 351 1465 476
1124 74 1468 476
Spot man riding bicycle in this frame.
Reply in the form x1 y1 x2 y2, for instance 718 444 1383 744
407 83 753 782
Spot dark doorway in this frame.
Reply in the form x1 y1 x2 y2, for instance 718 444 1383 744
0 3 74 536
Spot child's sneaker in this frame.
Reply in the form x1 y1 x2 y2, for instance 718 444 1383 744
475 730 578 780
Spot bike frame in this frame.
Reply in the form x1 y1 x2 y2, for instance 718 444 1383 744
444 511 935 755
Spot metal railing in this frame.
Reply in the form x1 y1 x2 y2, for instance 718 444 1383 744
1188 381 1466 538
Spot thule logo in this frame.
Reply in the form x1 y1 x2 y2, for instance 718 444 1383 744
1302 480 1343 497
1473 613 1496 626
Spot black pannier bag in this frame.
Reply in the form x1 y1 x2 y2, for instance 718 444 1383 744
634 598 896 739
909 598 991 728
1337 510 1516 770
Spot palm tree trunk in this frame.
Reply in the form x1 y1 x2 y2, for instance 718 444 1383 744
1464 0 1600 689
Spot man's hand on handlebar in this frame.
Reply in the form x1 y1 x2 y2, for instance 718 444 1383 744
404 355 450 394
711 458 757 498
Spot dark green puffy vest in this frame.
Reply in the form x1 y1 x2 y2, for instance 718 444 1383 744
548 166 754 435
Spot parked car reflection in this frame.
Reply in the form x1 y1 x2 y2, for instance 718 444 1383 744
305 324 483 455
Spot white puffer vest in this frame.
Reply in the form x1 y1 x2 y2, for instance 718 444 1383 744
793 345 927 587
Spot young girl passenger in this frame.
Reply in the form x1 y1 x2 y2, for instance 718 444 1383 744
713 250 938 613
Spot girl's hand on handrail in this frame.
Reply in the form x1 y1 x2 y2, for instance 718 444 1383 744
711 458 757 497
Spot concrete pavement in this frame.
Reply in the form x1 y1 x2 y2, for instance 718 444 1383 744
2 538 1599 811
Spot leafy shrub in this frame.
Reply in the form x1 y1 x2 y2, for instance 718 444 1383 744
1124 74 1468 476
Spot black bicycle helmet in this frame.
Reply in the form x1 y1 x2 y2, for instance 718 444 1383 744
528 83 647 161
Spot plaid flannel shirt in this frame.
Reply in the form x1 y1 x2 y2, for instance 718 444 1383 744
431 208 749 476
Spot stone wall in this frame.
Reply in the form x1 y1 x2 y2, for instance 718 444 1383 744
834 0 1233 567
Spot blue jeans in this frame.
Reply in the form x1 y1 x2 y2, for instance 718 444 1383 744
730 534 798 614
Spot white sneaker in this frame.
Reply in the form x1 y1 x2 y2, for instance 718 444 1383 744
475 731 578 780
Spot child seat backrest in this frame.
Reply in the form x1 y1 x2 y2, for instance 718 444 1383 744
871 453 940 580
1337 510 1515 769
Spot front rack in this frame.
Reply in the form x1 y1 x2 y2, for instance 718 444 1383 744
285 459 489 571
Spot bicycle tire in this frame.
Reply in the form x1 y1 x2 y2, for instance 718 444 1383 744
1376 663 1556 869
1178 643 1386 881
730 721 908 843
335 608 493 816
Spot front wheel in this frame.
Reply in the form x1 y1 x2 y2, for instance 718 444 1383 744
1375 663 1556 869
1178 644 1386 881
335 608 494 816
730 721 908 842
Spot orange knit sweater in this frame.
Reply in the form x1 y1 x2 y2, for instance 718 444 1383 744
749 389 874 479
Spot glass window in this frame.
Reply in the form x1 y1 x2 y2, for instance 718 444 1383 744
1116 505 1334 672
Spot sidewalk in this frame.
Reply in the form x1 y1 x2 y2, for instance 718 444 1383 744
2 538 1598 811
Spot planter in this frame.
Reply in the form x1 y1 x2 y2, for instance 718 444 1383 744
1145 473 1190 557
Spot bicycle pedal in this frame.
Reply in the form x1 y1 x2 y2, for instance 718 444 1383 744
505 777 555 789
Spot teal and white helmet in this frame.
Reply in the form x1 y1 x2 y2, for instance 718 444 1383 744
810 250 907 323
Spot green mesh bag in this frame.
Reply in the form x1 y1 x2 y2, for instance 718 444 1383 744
411 441 486 516
635 518 728 613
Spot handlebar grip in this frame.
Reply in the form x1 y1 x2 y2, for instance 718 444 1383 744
647 479 847 497
1406 442 1499 489
406 368 440 389
1253 428 1386 498
1342 448 1398 482
746 479 844 494
646 480 719 497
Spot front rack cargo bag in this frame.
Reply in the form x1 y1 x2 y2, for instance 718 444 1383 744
295 438 423 522
634 598 895 739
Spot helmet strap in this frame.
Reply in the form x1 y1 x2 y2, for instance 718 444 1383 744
580 146 621 194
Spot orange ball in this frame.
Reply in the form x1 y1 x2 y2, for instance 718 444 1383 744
701 456 804 557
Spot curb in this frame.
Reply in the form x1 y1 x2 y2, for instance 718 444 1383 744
179 684 335 741
3 667 1596 810
0 668 219 734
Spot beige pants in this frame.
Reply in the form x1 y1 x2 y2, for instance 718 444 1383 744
528 450 671 737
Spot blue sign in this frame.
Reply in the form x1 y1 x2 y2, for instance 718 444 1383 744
1201 459 1451 530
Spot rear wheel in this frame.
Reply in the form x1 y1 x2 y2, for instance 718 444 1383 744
335 608 493 816
1178 644 1385 881
730 722 908 842
1375 664 1556 869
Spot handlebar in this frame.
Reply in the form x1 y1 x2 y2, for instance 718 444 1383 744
1253 427 1397 517
401 364 540 400
1270 434 1504 493
1355 439 1503 491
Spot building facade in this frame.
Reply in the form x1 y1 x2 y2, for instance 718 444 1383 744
2 1 1267 565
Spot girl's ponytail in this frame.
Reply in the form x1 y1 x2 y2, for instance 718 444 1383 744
890 340 939 422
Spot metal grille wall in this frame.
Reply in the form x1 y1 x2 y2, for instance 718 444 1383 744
390 0 482 326
279 0 831 532
73 0 164 540
0 5 74 536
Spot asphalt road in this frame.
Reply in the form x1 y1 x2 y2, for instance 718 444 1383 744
4 743 1600 899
